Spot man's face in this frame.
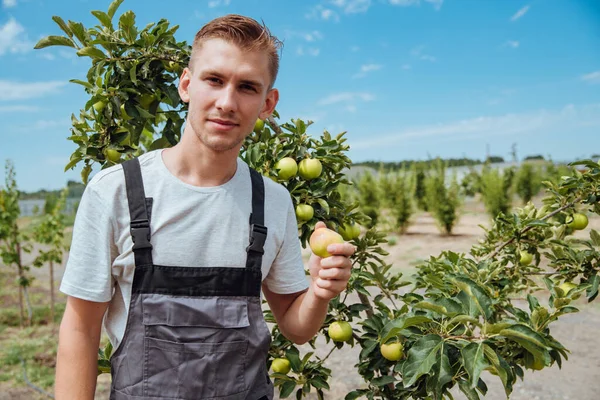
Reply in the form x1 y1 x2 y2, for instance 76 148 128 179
178 38 279 154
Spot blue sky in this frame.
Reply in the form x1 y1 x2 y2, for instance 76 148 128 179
1 0 599 191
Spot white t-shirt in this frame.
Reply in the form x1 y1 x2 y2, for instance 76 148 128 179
60 149 309 349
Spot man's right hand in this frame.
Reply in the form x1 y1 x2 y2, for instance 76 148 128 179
55 296 109 400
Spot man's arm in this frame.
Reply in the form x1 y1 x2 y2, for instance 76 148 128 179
55 296 109 400
264 222 355 344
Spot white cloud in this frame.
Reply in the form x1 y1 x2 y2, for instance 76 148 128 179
0 80 68 101
389 0 443 10
296 46 320 57
350 46 360 52
306 5 340 22
505 40 520 48
411 46 436 62
0 105 39 112
346 105 357 113
331 0 372 14
581 70 600 84
510 5 530 22
3 0 17 8
207 0 231 8
350 103 600 150
304 31 323 42
0 17 32 56
352 63 383 79
317 92 375 105
286 30 323 42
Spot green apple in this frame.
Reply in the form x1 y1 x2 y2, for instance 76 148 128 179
295 204 314 222
558 281 577 296
519 250 533 266
271 358 291 374
328 321 353 342
139 94 154 109
298 158 323 180
380 342 404 361
105 149 121 163
339 222 361 241
309 227 344 258
93 100 106 113
274 157 298 181
254 118 265 133
567 213 588 230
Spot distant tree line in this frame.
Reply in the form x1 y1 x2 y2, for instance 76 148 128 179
352 156 506 172
19 180 85 201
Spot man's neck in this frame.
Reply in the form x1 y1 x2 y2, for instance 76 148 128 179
161 134 239 188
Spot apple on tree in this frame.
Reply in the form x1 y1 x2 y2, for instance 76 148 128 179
274 157 298 181
271 358 291 375
295 204 314 222
328 321 353 343
298 158 323 180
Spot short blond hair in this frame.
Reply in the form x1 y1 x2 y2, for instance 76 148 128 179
190 14 283 88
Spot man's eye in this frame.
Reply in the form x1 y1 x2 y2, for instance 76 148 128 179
241 85 257 92
207 77 221 84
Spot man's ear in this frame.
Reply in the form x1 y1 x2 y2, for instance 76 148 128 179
178 67 192 103
259 88 279 120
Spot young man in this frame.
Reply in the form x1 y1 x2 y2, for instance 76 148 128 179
54 14 355 400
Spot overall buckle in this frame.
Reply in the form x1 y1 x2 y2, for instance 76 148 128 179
130 219 153 250
246 224 268 254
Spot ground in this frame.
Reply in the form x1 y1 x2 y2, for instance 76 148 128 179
0 196 598 399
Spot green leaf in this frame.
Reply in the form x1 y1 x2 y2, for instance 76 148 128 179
372 375 395 386
402 334 444 387
51 16 73 38
499 324 550 363
280 381 296 398
591 229 600 247
430 344 453 396
91 10 113 29
585 274 599 302
413 301 450 316
458 380 480 400
69 79 93 89
77 46 107 59
34 35 75 49
316 198 330 215
461 342 489 389
68 20 87 45
107 0 125 19
483 344 513 397
453 277 493 320
64 155 82 172
381 315 432 343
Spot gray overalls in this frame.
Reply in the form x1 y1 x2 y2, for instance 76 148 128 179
109 158 274 400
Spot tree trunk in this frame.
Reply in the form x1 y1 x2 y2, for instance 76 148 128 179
16 241 32 326
49 260 55 325
18 285 24 328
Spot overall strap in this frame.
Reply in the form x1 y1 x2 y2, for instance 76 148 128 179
246 168 267 271
122 158 154 267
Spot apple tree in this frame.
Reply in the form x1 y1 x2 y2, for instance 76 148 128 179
36 2 600 399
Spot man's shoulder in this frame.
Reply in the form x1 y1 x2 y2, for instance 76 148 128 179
86 151 160 193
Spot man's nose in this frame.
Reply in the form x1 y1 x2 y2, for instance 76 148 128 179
215 85 237 113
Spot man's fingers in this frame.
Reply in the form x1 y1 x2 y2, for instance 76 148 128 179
326 243 356 257
314 221 327 230
318 267 351 280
